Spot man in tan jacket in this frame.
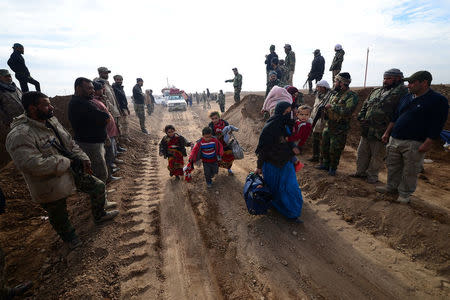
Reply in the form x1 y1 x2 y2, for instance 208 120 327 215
6 92 118 249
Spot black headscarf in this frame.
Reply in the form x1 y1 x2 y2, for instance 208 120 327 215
256 101 293 157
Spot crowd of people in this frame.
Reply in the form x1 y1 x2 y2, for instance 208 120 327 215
0 41 449 298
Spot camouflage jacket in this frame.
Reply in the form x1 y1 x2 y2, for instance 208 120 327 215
94 77 121 118
232 74 243 89
6 114 89 203
358 83 408 140
285 51 296 72
217 93 225 105
0 82 23 126
279 65 289 84
329 49 345 71
325 89 358 132
266 79 283 97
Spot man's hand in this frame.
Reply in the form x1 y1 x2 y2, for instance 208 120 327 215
293 147 300 155
82 161 93 175
418 139 434 153
381 133 390 144
254 168 262 175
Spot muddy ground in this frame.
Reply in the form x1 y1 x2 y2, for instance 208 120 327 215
0 88 449 299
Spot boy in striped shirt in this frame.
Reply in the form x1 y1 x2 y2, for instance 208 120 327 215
189 127 224 188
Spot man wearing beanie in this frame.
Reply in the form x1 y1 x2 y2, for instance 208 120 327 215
132 78 148 134
352 68 408 184
309 80 332 163
376 71 448 203
265 70 283 97
316 72 358 176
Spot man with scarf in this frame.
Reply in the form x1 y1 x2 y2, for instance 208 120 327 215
255 101 303 222
309 80 333 163
352 69 407 183
316 72 358 176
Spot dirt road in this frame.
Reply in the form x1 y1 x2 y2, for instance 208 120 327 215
0 96 448 299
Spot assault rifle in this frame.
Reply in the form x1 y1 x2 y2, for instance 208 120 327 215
47 138 84 174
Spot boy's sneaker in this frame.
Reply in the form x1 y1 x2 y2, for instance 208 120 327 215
67 236 82 250
95 210 119 224
395 195 411 204
207 183 213 188
228 169 234 176
315 164 328 171
328 169 336 176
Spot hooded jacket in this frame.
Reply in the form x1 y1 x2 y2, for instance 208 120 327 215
6 114 89 203
0 81 23 126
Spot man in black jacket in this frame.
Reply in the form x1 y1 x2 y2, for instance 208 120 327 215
308 49 325 94
7 43 40 93
112 74 129 114
69 77 111 183
264 45 278 82
132 78 148 133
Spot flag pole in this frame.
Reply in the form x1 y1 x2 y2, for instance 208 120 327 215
364 48 369 88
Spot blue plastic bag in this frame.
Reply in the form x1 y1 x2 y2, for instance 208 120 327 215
243 172 273 215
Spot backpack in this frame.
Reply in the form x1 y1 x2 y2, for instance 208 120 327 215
243 173 273 215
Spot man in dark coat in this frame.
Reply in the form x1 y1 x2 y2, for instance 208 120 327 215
308 49 325 94
7 43 40 92
264 45 278 82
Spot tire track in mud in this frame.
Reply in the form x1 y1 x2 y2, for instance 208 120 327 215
118 141 165 299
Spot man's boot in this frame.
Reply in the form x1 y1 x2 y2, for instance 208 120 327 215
95 210 119 224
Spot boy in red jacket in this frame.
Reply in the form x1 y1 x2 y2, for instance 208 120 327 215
288 105 313 171
189 127 224 188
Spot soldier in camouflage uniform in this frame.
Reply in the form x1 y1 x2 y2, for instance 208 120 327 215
329 44 345 84
225 68 242 103
6 92 118 249
132 78 148 134
352 69 407 183
316 73 358 176
0 69 23 127
217 90 226 112
279 60 289 87
284 44 296 86
266 71 283 97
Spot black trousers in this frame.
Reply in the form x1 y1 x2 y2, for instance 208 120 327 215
16 74 40 92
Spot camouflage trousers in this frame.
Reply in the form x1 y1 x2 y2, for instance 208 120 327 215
219 103 225 113
321 127 348 170
332 69 340 84
134 103 146 131
40 171 106 242
234 88 241 103
355 137 386 182
287 71 294 86
76 142 108 183
312 132 322 160
386 137 424 198
118 114 129 138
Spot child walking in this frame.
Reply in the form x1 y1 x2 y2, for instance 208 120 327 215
287 105 313 171
189 127 224 188
208 111 237 175
159 125 192 180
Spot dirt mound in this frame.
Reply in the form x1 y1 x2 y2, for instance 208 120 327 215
51 95 74 134
0 95 73 169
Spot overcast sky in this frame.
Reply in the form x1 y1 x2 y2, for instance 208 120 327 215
1 0 449 96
